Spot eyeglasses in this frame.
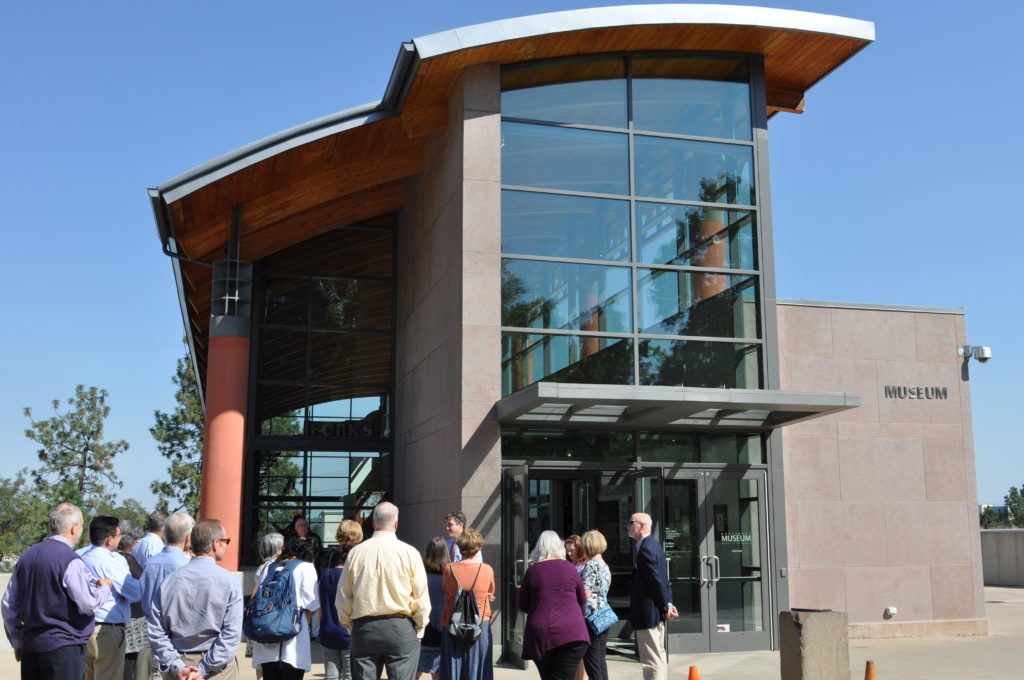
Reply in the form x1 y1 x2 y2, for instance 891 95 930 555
218 537 232 545
627 520 644 526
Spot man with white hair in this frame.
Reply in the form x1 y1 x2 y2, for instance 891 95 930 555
627 512 678 680
336 502 430 680
139 513 195 617
2 502 113 680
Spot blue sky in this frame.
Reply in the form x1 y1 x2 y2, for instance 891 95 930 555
1 1 1020 507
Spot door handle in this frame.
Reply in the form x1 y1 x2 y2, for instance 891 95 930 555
710 555 721 584
699 555 709 585
666 556 671 580
514 559 525 587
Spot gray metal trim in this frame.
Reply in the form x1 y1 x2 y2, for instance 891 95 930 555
209 315 252 339
496 381 859 430
777 298 965 315
413 5 874 59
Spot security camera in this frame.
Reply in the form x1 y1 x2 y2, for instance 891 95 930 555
973 346 993 363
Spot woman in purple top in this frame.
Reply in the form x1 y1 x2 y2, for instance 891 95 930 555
519 531 590 680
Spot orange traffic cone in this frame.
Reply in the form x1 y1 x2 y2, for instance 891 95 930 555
864 659 877 680
688 666 700 680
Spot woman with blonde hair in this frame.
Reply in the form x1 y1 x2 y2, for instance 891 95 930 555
320 520 364 680
579 530 612 680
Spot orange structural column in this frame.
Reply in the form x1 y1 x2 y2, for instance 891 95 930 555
200 334 250 572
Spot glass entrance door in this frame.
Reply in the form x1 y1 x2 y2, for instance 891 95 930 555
502 465 529 668
663 470 770 653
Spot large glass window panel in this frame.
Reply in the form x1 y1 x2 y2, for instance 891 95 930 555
502 122 629 195
501 429 635 462
638 270 759 338
639 339 762 388
635 202 755 270
258 329 307 382
257 383 306 435
634 136 754 205
310 228 393 278
502 190 630 262
310 278 391 330
502 332 633 395
502 259 632 333
502 57 627 128
309 331 391 384
306 389 389 438
263 277 309 326
640 433 765 464
632 57 751 141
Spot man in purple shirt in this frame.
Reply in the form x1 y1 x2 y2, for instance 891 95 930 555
2 502 112 680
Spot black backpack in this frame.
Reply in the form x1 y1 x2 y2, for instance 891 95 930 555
447 563 484 643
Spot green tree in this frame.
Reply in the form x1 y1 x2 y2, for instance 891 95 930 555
0 470 49 565
24 385 128 514
980 506 1007 529
1005 485 1024 528
150 353 204 516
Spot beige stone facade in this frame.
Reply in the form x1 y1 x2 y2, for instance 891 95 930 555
778 300 986 636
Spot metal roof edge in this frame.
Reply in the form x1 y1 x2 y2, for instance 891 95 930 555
777 298 965 315
413 4 874 58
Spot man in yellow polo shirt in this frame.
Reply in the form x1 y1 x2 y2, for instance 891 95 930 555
336 502 430 680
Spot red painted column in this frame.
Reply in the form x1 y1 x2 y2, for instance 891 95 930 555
201 334 250 571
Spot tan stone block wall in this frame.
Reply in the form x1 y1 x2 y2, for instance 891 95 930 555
778 303 985 628
395 62 502 552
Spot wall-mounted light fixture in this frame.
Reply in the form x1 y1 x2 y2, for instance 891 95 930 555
958 345 993 363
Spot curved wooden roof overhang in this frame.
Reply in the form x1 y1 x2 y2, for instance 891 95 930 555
148 4 874 389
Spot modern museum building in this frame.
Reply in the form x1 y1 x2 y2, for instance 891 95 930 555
148 5 987 658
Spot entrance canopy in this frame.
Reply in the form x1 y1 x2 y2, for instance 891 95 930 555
496 382 859 430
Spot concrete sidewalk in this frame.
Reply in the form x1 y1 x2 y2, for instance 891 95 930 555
3 587 1022 679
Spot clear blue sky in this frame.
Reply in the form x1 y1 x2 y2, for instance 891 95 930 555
1 1 1020 507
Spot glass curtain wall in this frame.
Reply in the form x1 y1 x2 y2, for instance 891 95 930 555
245 220 395 559
500 55 763 396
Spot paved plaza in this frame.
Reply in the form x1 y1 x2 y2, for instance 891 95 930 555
2 587 1020 679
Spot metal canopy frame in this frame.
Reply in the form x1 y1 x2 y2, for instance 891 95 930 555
496 381 859 430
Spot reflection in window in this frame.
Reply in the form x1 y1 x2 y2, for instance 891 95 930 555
632 56 751 140
252 449 389 555
502 259 632 333
635 203 755 269
501 122 629 195
254 221 394 437
634 136 754 205
502 56 627 128
501 429 636 462
638 270 759 338
502 190 630 262
500 54 763 394
502 332 633 394
639 433 764 464
639 339 761 388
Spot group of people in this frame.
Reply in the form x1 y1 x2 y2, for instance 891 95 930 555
1 502 238 680
3 502 679 680
517 513 677 680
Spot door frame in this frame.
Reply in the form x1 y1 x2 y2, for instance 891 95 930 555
663 467 772 653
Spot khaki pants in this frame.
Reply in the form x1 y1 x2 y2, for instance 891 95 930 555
86 623 126 680
635 622 668 680
161 652 239 680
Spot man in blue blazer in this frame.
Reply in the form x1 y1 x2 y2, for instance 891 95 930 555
628 513 678 680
